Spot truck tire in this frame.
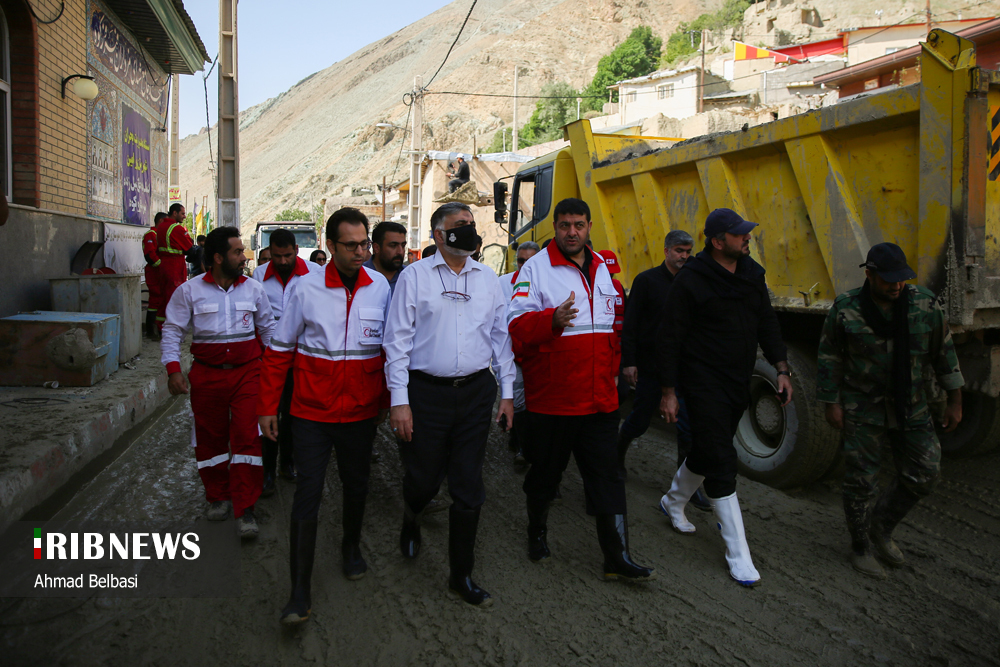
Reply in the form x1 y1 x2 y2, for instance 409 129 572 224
734 343 841 489
938 390 1000 458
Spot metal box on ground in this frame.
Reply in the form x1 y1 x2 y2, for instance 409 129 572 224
49 275 140 363
0 312 120 387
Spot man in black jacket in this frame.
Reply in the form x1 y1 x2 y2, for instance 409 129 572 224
447 156 471 192
618 230 708 508
657 208 792 588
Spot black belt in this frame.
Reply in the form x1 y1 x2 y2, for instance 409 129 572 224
410 368 490 387
195 358 257 370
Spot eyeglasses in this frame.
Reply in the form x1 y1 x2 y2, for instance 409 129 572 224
437 267 471 301
336 239 372 253
516 257 527 265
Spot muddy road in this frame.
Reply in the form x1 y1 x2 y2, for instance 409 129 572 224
2 396 999 666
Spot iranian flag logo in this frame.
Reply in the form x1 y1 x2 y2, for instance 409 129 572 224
34 528 41 559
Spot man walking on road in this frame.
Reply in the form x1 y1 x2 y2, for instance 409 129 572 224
156 203 194 332
259 208 391 626
384 202 515 608
142 213 166 340
657 208 791 587
364 221 407 296
509 198 655 582
618 230 708 509
817 243 963 579
161 227 275 539
252 228 323 495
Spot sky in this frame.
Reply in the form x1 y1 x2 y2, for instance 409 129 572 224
178 0 453 138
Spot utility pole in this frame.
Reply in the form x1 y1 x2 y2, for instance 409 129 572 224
217 0 240 228
169 75 179 195
381 176 386 221
698 29 706 114
408 75 423 250
512 67 518 152
926 0 932 34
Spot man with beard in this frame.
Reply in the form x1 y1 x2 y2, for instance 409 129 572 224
162 227 275 539
657 208 791 587
252 228 323 494
508 198 655 582
156 203 194 332
817 243 963 579
364 221 407 296
618 230 708 509
384 202 515 607
259 208 391 625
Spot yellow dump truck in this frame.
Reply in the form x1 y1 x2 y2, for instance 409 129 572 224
495 29 1000 488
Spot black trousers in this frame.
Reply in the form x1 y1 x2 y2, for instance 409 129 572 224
522 411 627 515
290 416 377 521
263 369 295 470
683 394 744 499
401 370 496 512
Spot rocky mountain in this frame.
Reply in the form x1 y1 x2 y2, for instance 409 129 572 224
177 0 998 235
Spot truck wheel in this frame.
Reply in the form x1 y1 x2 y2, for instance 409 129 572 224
938 390 1000 458
734 343 841 489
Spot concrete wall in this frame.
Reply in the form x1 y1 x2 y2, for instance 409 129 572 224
619 71 729 123
846 20 974 66
1 205 102 318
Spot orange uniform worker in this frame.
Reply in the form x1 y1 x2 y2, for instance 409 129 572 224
156 203 194 331
143 212 166 340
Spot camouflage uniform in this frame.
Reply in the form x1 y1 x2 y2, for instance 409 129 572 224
817 285 964 504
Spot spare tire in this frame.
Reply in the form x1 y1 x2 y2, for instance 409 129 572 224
938 390 1000 458
734 343 841 489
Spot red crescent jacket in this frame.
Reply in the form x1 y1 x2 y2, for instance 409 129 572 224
257 265 391 423
156 219 193 282
508 246 621 415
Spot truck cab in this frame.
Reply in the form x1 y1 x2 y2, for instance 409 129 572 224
249 222 320 270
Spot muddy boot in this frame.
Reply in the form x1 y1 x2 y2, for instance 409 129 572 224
526 495 551 562
596 514 656 581
261 439 277 498
448 506 493 607
711 493 760 587
843 496 885 579
280 520 317 625
617 431 633 481
658 461 704 534
870 480 920 567
399 502 422 559
342 496 367 580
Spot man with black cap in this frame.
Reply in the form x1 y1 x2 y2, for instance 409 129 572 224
817 242 963 579
657 207 791 587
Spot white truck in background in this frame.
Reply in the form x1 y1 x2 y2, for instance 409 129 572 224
248 222 320 270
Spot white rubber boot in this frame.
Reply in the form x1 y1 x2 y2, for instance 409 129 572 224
659 462 705 534
711 492 761 587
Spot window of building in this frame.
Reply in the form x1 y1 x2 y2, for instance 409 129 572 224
657 84 674 100
885 46 903 55
0 6 9 200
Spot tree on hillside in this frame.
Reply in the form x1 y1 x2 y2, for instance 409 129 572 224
518 82 580 148
581 26 663 112
662 0 751 67
275 208 312 222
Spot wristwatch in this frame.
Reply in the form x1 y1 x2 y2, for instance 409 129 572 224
777 370 791 377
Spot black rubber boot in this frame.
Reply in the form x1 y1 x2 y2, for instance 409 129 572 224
617 431 633 480
399 502 422 559
261 439 277 498
596 514 656 581
280 519 317 625
342 495 367 580
526 495 551 562
690 487 713 512
145 310 157 339
870 480 920 567
448 506 493 607
843 496 885 579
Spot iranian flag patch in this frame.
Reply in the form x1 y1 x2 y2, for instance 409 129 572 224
513 281 530 298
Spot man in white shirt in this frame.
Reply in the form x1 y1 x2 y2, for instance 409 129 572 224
251 228 322 495
162 227 276 539
384 202 515 608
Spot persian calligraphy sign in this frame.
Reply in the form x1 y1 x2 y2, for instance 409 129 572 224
122 104 151 226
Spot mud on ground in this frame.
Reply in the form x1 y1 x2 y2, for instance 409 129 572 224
2 397 999 666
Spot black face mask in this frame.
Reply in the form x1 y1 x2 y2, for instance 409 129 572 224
444 224 478 252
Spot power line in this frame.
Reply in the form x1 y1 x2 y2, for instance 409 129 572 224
390 102 413 184
423 0 478 90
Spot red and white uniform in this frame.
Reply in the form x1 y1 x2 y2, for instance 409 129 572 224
161 273 276 518
507 246 620 415
251 257 323 320
142 227 163 315
257 265 391 423
156 218 194 330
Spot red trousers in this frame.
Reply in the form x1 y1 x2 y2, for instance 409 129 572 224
189 359 263 518
158 256 187 330
144 265 163 313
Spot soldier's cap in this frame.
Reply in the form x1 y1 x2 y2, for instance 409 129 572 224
704 208 757 237
596 249 621 274
860 242 917 282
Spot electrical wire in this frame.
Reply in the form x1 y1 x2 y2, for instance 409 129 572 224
202 54 219 188
423 0 478 90
390 101 413 184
